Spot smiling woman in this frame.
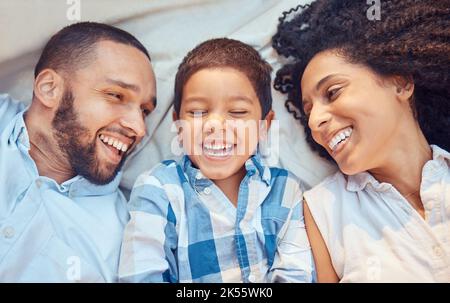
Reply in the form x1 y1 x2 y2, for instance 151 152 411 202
273 0 450 282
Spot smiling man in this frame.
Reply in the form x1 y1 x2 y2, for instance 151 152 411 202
0 22 156 282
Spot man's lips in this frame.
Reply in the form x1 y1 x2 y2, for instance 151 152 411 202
97 133 136 164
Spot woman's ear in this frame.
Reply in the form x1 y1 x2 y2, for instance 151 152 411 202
33 69 64 108
392 76 415 103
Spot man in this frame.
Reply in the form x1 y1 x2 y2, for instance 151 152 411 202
0 22 157 282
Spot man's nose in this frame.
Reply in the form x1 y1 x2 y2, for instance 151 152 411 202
119 108 146 138
308 101 331 132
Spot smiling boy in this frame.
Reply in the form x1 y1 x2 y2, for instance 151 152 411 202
119 38 314 283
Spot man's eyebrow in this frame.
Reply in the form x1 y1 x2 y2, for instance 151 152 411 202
315 73 346 91
105 78 140 93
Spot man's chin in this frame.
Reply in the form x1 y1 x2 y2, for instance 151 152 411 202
82 161 123 185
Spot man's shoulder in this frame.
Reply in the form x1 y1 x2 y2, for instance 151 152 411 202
0 94 26 133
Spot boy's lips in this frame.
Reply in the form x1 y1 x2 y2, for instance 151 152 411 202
202 142 235 159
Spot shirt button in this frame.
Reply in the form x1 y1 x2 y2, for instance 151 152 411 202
433 245 444 257
203 187 211 195
2 226 15 239
195 173 203 180
248 274 256 283
35 179 42 188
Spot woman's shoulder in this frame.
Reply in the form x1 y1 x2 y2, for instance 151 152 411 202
304 171 349 198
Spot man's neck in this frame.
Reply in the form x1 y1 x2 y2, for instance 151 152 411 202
24 110 75 184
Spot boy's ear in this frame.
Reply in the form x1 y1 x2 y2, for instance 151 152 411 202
263 110 275 130
33 69 64 108
172 110 179 122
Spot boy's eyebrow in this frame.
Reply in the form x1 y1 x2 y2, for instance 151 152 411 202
228 95 255 104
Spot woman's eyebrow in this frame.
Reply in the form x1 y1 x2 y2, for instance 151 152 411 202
315 73 347 91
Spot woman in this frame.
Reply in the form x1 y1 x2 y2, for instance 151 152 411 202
273 0 449 282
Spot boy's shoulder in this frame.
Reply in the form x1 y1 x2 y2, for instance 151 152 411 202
265 164 304 191
133 159 185 189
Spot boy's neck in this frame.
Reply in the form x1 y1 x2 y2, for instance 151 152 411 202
213 166 247 207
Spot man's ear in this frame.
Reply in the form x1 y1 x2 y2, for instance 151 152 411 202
33 69 64 108
392 75 415 103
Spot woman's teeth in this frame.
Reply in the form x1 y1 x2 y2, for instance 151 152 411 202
203 143 233 157
328 127 353 151
99 134 129 153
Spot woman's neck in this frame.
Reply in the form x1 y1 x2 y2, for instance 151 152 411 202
369 126 432 217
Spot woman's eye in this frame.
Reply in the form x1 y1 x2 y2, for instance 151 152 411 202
142 109 151 117
303 103 312 115
327 87 341 100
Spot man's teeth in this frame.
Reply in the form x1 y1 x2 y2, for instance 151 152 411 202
328 127 353 151
99 134 129 152
203 143 233 156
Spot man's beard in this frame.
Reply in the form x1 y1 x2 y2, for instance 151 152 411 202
51 88 126 185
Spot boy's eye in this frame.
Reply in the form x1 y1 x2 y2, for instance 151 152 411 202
189 110 207 117
229 111 248 116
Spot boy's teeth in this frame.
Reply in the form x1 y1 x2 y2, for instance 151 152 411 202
328 127 353 151
99 135 129 153
203 142 233 156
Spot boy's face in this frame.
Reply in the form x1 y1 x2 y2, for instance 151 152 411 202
176 67 272 181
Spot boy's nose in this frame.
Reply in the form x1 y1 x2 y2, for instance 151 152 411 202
204 114 226 134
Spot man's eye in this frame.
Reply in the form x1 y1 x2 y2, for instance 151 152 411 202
106 92 123 101
142 109 151 117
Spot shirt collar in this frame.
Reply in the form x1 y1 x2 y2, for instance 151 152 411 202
346 145 449 192
7 110 121 197
9 109 30 149
181 152 271 188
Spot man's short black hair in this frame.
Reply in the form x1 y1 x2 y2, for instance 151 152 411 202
174 38 273 118
34 21 151 78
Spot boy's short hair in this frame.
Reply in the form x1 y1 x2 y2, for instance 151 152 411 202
174 38 273 118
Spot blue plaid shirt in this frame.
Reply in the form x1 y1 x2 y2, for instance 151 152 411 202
119 154 315 283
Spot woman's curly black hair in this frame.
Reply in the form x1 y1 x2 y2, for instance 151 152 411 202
272 0 450 161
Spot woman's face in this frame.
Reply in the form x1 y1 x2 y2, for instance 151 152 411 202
301 50 413 175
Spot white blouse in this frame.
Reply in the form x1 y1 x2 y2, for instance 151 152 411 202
304 145 450 282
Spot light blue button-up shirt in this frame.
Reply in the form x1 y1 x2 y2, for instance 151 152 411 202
0 95 129 282
120 154 315 283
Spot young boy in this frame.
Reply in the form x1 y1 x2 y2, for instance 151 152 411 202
119 38 314 283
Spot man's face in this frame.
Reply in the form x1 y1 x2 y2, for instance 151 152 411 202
52 40 156 185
